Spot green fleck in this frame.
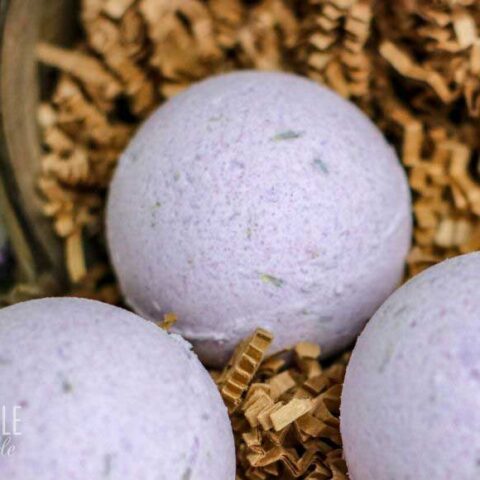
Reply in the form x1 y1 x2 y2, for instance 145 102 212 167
260 273 284 288
62 379 73 394
150 202 161 228
246 227 252 239
129 151 140 163
313 158 329 174
271 130 304 141
209 115 223 122
378 343 395 373
182 468 192 480
174 172 181 181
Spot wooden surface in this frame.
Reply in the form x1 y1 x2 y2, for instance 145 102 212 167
0 0 79 290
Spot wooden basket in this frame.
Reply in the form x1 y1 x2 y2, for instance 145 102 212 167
0 0 79 294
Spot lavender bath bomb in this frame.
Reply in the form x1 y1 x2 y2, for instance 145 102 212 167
107 71 412 366
341 252 480 480
0 298 235 480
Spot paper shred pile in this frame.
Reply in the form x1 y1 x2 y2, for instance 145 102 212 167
303 0 374 105
373 1 480 275
215 329 349 480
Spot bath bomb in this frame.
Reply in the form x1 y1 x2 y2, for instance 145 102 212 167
0 298 235 480
107 70 412 366
341 252 480 480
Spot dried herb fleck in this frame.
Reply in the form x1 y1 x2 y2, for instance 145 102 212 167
313 158 329 174
271 130 304 141
62 379 74 394
260 273 284 287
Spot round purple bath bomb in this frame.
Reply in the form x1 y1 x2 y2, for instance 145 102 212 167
107 71 412 366
341 252 480 480
0 298 235 480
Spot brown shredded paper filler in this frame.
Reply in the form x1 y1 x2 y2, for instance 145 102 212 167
215 329 349 480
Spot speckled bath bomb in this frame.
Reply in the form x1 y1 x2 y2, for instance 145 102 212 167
341 252 480 480
0 298 235 480
107 71 412 366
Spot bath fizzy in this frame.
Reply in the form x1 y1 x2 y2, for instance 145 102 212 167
107 70 412 366
341 252 480 480
0 298 235 480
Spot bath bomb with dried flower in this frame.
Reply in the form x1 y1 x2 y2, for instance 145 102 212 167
107 71 412 366
0 298 235 480
341 252 480 480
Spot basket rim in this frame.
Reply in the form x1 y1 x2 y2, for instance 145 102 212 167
0 0 65 289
